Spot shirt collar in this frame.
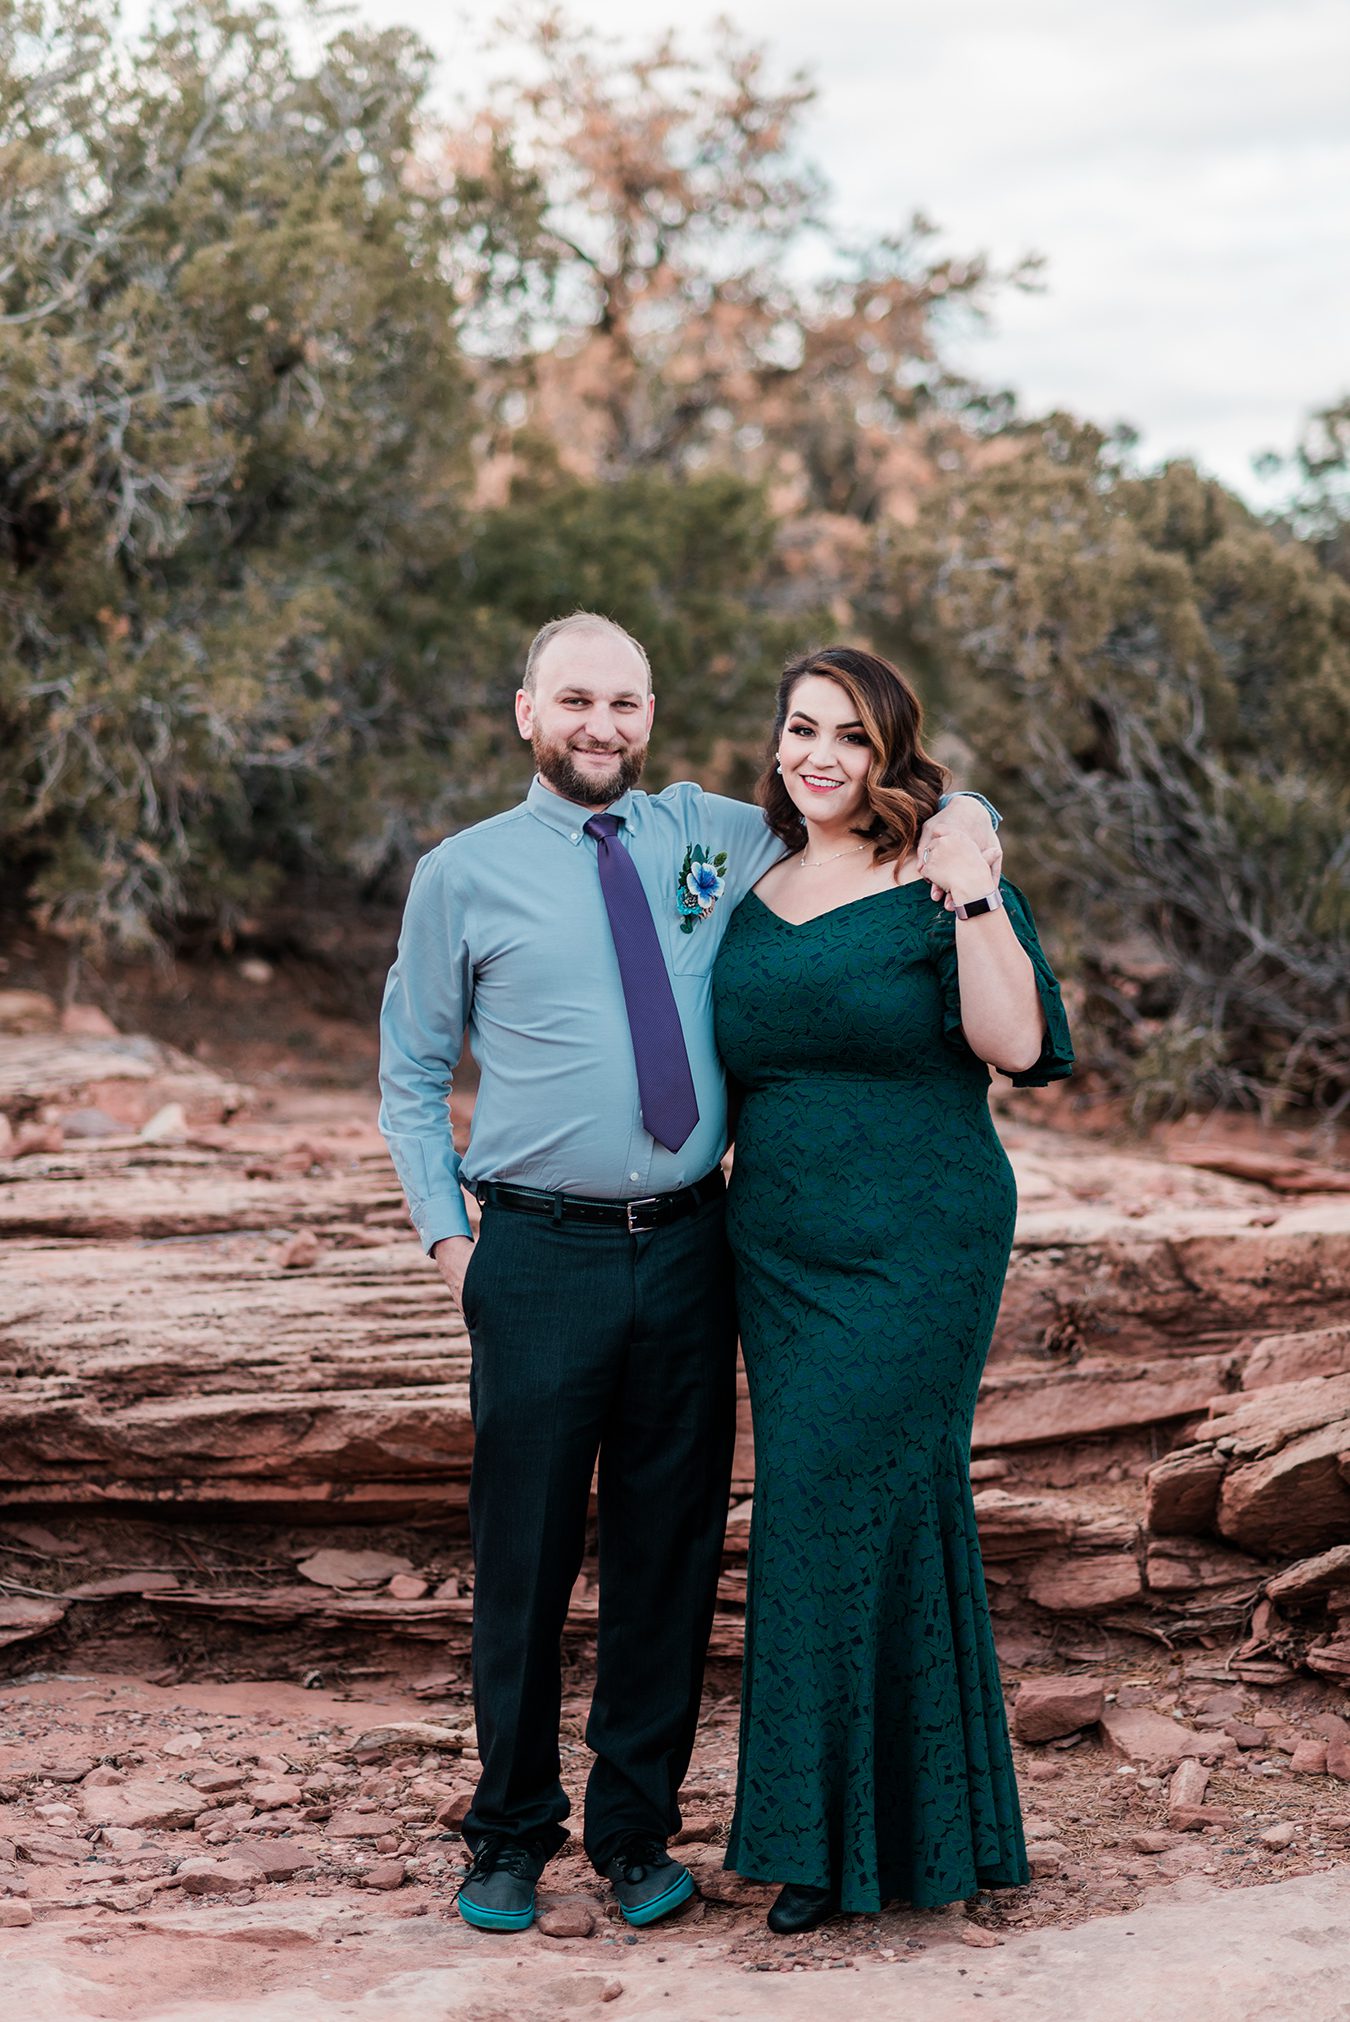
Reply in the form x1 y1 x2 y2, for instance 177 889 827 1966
525 775 637 845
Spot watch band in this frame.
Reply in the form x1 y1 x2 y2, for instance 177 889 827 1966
952 888 1006 920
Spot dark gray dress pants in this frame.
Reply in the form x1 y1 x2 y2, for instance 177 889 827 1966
460 1192 738 1869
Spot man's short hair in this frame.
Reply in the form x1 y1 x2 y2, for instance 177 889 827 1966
523 612 652 693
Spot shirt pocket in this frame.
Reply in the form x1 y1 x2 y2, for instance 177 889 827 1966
666 906 723 976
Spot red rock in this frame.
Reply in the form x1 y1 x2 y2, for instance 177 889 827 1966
230 1841 311 1881
961 1923 1001 1948
280 1230 321 1270
12 1122 64 1157
363 1859 406 1891
326 1811 399 1839
1100 1708 1221 1767
1224 1720 1267 1749
175 1857 258 1895
1304 1640 1350 1686
1012 1675 1106 1744
434 1787 474 1828
0 1900 34 1926
60 1004 120 1037
159 1731 204 1759
250 1754 291 1778
970 1489 1075 1559
295 1549 414 1591
1243 1326 1350 1391
1194 1373 1350 1453
1171 1805 1235 1830
1167 1759 1210 1819
1264 1543 1350 1604
601 1984 624 2004
1027 1554 1142 1613
974 1357 1236 1449
246 1782 304 1811
1260 1822 1298 1848
1289 1741 1328 1774
671 1820 718 1846
537 1899 597 1937
1144 1539 1264 1594
1144 1447 1227 1537
1327 1741 1350 1781
1027 1840 1067 1878
1218 1422 1350 1557
80 1780 202 1831
0 988 57 1032
190 1768 246 1794
387 1573 428 1600
1131 1832 1177 1854
0 1596 66 1648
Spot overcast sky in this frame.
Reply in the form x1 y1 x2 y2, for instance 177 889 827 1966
350 0 1349 502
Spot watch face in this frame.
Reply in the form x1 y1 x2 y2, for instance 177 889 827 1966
963 896 993 917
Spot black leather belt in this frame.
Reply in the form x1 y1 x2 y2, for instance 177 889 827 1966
475 1169 724 1234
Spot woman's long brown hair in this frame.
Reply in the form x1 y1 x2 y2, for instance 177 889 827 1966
757 646 950 865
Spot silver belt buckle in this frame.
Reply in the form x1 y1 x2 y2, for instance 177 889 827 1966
625 1195 661 1234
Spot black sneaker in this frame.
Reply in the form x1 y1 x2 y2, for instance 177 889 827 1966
456 1835 546 1931
602 1837 695 1927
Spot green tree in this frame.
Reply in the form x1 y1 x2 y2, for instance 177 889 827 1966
0 0 471 947
896 421 1350 1117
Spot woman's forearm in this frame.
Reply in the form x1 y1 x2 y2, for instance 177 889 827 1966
954 912 1046 1074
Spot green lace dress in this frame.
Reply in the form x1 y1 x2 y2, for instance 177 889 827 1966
712 877 1073 1912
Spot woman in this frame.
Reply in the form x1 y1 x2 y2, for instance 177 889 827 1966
712 646 1073 1934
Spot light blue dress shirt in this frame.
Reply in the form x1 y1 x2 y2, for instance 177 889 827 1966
378 777 999 1251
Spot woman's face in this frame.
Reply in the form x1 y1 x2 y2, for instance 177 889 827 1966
776 675 873 827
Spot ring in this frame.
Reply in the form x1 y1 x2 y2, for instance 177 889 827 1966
922 849 931 864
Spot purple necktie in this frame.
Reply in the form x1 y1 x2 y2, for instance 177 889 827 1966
584 813 699 1154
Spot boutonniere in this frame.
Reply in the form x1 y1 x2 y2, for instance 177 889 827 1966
676 843 728 933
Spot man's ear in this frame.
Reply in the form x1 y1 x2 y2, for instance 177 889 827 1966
514 688 533 742
646 692 656 731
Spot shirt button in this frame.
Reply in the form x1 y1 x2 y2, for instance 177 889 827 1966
570 831 580 842
629 1172 640 1182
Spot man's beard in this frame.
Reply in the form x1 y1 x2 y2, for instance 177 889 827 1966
532 732 648 807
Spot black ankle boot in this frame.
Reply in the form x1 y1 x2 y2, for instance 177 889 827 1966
767 1881 841 1935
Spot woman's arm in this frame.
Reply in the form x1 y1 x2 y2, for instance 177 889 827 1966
919 834 1046 1075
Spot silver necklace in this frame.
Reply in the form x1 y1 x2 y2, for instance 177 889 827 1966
798 841 869 870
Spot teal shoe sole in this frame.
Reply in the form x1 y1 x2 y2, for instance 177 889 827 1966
457 1891 536 1932
619 1867 695 1927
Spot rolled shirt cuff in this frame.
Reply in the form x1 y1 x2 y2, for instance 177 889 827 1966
939 788 1002 829
413 1190 474 1253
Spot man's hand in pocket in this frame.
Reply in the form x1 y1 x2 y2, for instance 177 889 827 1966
430 1235 475 1312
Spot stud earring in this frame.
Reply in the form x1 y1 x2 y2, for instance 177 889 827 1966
774 761 782 774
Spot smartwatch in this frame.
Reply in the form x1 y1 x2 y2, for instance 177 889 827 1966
952 889 1005 921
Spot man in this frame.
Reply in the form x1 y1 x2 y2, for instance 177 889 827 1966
378 613 1000 1933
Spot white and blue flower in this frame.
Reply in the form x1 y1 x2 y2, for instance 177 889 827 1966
676 843 729 933
686 861 724 906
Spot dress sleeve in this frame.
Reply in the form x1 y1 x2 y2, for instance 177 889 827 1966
925 878 1074 1087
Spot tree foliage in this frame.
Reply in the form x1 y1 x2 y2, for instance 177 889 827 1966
2 0 1346 1120
898 422 1350 1116
448 8 1022 514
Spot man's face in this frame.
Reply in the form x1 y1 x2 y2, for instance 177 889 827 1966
516 632 655 807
